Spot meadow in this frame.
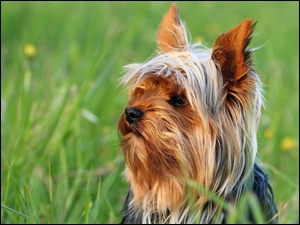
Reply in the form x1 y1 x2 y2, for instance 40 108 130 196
1 1 299 223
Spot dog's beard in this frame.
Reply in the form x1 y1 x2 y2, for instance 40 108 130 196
119 98 189 212
118 79 220 222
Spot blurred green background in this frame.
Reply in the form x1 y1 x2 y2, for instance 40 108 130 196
1 1 298 223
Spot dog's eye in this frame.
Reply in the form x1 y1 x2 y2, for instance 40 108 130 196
168 94 188 107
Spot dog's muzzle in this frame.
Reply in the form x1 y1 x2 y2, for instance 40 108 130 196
125 107 143 124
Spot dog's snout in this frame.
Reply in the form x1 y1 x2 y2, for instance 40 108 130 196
125 107 143 124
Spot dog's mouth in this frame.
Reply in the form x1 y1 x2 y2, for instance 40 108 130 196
118 111 142 136
123 117 135 134
120 107 145 135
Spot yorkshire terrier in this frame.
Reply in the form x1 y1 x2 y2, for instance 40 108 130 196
118 3 278 224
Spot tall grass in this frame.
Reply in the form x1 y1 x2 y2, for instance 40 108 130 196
1 2 299 223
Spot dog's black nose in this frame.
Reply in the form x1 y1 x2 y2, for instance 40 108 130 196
125 107 143 124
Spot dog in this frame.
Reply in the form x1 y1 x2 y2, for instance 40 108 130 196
118 3 278 224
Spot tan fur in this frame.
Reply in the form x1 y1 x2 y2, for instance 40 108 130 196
157 3 188 52
119 3 276 224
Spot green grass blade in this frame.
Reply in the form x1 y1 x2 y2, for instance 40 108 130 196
1 203 32 220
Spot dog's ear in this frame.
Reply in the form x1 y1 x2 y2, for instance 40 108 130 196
212 19 256 84
157 3 189 52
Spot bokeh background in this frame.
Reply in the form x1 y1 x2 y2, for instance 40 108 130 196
1 1 298 223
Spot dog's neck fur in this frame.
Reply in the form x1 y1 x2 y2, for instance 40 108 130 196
121 163 277 223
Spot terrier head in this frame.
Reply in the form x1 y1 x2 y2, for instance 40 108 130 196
118 3 262 223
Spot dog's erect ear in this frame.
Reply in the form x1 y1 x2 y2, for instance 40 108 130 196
212 19 256 83
157 3 189 52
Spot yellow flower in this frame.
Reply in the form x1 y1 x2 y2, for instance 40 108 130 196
24 44 37 59
265 129 273 139
281 137 296 152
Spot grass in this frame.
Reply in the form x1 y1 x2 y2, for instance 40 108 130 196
1 1 299 224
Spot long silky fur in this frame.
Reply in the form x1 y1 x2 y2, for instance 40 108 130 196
118 3 278 224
